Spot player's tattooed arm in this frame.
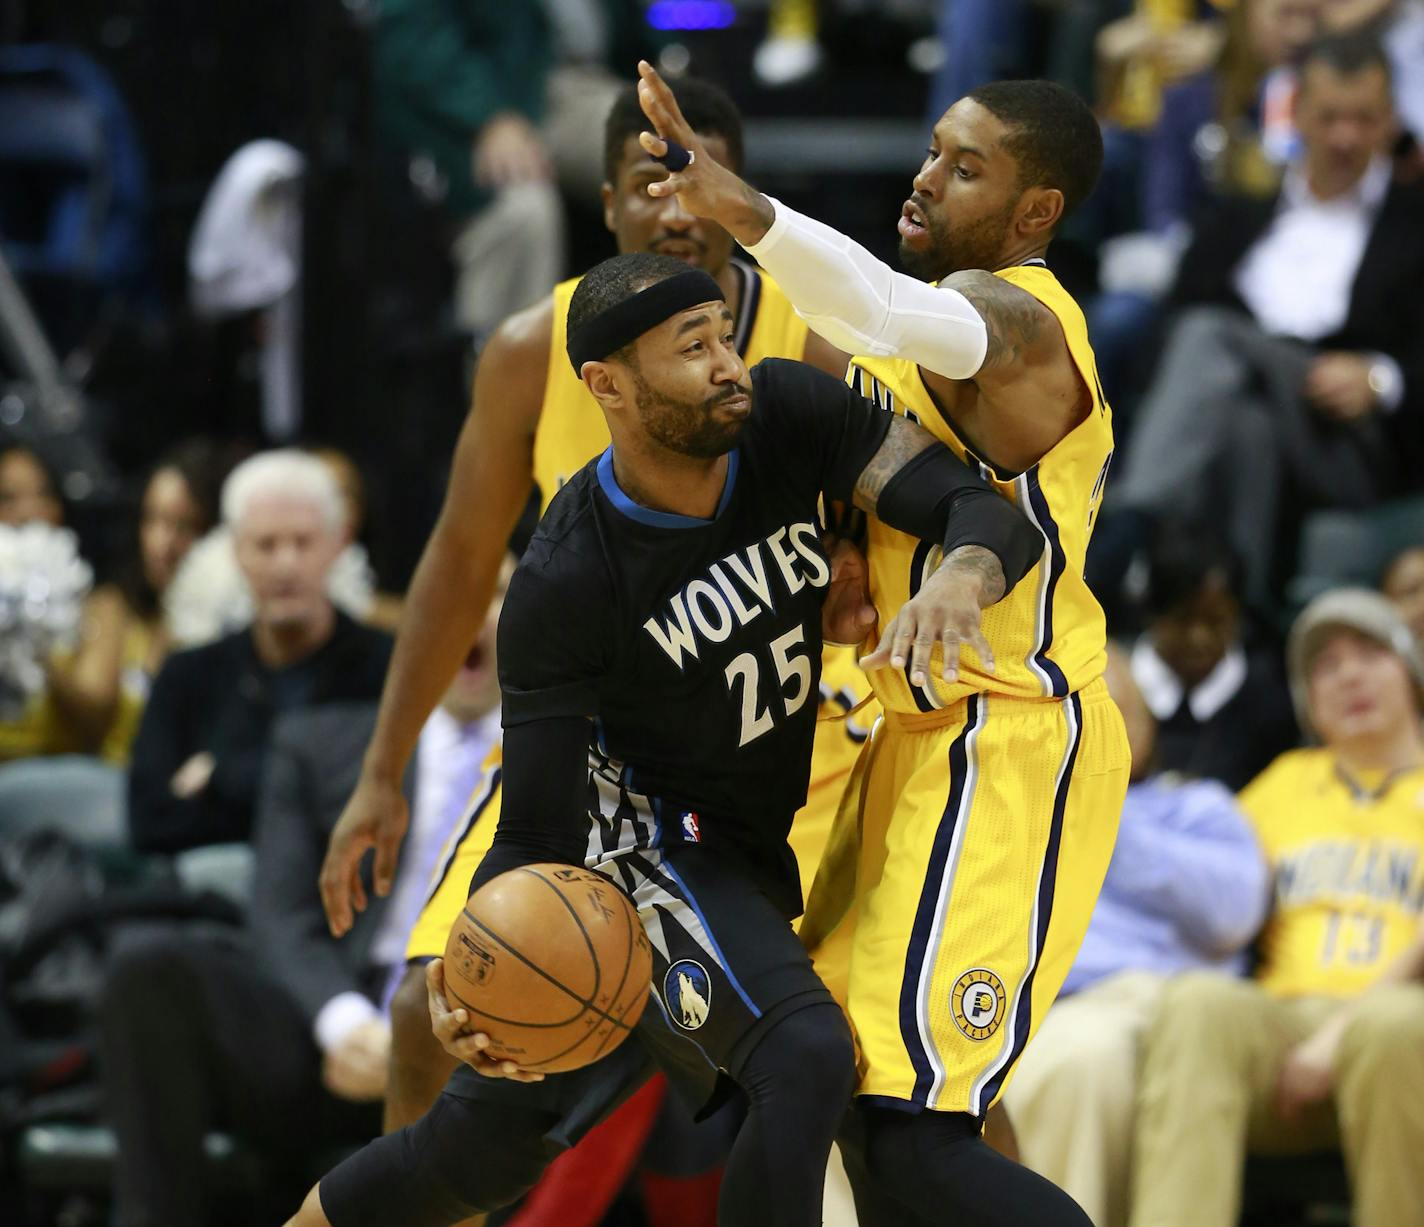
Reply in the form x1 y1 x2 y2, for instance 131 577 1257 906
940 271 1057 374
851 416 937 513
937 545 1006 606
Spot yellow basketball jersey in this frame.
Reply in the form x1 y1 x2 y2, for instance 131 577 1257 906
855 263 1114 713
534 258 812 512
1240 749 1424 1000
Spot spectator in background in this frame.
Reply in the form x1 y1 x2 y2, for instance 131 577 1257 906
374 1 657 336
1131 521 1296 789
1381 542 1424 641
0 442 64 528
1090 0 1322 409
1111 32 1424 608
1128 588 1424 1227
100 631 504 1227
311 446 404 632
126 450 390 854
1322 0 1424 142
1003 646 1268 1227
45 441 227 764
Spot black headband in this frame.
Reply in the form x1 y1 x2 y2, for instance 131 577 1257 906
567 269 726 373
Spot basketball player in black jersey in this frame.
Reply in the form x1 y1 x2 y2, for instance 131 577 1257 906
285 252 1041 1227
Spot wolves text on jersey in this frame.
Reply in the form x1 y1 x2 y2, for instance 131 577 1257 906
642 521 830 671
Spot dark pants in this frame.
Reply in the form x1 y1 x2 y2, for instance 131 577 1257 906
1116 306 1387 605
99 925 381 1227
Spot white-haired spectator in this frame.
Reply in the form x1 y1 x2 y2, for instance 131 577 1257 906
126 449 393 854
165 448 381 649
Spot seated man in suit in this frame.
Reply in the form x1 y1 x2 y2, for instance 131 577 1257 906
126 450 391 854
99 649 503 1227
1112 30 1424 609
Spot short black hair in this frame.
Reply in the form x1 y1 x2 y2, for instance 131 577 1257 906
602 76 745 183
1300 29 1393 86
567 251 695 365
1145 519 1245 617
964 80 1104 222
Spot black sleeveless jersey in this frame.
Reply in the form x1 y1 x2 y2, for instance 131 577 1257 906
496 359 891 913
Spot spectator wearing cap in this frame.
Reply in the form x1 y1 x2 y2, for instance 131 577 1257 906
1128 589 1424 1227
1131 521 1296 790
1112 31 1424 608
126 451 392 854
1002 647 1268 1227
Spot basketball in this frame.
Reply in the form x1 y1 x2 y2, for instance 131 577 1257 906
441 863 653 1073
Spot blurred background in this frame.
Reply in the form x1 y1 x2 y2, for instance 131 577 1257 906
1 1 1422 1225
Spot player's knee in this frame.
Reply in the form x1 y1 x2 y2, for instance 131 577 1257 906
422 1095 559 1211
754 1003 856 1109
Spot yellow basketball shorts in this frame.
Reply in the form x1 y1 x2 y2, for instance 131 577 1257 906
404 748 504 961
803 678 1129 1116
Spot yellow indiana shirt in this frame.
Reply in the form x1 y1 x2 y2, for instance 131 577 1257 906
854 263 1115 715
1241 749 1424 1000
534 258 811 512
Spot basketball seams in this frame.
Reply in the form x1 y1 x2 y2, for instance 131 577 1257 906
586 873 649 1062
464 909 633 1032
449 864 652 1072
520 866 604 1003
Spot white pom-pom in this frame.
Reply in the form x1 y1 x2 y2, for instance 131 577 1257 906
0 523 94 717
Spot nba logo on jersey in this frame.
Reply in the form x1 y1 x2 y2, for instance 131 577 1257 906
680 811 702 842
664 960 712 1030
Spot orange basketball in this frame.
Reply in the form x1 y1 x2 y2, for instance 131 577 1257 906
442 863 653 1073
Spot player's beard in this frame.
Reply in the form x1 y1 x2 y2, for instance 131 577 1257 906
898 197 1018 282
633 372 751 460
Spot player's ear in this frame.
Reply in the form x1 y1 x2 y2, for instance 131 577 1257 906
1017 186 1063 239
601 182 617 234
581 360 625 410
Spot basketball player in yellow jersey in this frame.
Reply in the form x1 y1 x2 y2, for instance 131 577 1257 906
639 65 1131 1224
318 77 873 1147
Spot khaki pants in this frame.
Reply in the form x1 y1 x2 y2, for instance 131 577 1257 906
1003 970 1171 1227
1129 972 1424 1227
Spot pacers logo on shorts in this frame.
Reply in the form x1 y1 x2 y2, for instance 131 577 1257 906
663 960 711 1030
951 968 1006 1041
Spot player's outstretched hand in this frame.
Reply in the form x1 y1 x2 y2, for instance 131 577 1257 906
635 61 774 242
426 959 545 1083
319 773 410 938
861 546 1000 687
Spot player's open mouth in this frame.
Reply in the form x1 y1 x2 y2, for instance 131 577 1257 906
898 201 928 242
654 239 705 263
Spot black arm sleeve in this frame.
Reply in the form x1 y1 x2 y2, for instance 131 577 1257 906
876 446 1043 595
470 717 591 892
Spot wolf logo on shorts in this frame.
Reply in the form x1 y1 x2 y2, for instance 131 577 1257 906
664 960 711 1030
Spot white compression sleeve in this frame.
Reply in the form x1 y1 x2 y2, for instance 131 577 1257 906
744 197 989 379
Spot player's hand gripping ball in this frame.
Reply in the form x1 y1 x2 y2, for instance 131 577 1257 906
442 864 653 1073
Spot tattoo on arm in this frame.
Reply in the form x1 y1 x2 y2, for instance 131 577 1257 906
943 271 1049 373
936 544 1006 608
852 416 935 512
